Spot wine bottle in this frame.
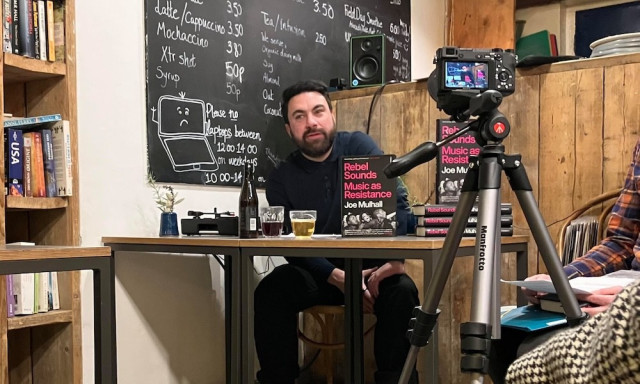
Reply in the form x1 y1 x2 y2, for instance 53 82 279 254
239 162 259 238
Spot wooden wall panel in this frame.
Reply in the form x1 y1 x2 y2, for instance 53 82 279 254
447 0 516 49
500 74 540 275
538 71 577 271
603 63 640 191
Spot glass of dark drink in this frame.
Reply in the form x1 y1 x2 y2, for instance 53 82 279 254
260 206 285 237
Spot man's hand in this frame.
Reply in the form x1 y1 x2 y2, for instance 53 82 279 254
522 274 551 304
577 286 624 316
363 288 375 313
366 261 404 298
327 266 379 293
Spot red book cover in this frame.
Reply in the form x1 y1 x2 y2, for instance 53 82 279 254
30 131 46 197
549 34 558 56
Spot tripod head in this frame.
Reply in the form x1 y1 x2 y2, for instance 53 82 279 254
383 90 511 178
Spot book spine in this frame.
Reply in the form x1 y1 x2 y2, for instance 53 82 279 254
31 0 38 59
52 0 61 61
37 271 48 312
33 272 39 313
11 0 18 53
51 120 71 195
413 203 513 217
6 274 15 317
22 132 32 197
45 0 52 60
3 0 12 52
13 273 34 315
419 215 514 227
5 128 24 195
3 113 61 127
36 0 44 60
416 226 514 237
30 131 46 197
40 127 57 197
17 0 34 57
50 271 59 309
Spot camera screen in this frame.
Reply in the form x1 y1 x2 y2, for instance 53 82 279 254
444 61 489 90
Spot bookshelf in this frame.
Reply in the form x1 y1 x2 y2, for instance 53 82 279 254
0 0 81 383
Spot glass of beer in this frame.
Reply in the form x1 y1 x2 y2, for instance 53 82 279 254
260 206 285 237
290 210 317 238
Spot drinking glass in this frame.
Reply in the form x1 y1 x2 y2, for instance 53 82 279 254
260 206 285 237
289 210 317 238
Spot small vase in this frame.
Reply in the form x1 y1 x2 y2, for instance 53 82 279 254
159 212 179 237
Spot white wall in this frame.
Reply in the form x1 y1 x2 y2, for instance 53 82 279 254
75 1 443 382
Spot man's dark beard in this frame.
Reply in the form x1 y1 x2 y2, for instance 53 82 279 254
294 128 336 158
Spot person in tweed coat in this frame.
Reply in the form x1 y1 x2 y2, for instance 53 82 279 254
505 279 640 383
490 138 640 383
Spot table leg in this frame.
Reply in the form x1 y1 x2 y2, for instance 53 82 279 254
224 255 233 384
344 258 364 384
240 251 254 384
94 255 117 384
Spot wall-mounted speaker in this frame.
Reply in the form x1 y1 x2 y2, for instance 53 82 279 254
350 34 388 88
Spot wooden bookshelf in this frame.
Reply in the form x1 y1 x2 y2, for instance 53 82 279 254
0 0 82 383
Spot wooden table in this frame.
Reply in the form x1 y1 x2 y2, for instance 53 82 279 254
103 235 529 384
0 245 114 384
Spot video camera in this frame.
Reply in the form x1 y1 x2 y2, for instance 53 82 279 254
427 47 516 119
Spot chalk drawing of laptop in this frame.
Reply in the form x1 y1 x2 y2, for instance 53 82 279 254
157 94 219 172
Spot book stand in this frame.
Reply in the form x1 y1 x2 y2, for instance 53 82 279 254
384 91 589 384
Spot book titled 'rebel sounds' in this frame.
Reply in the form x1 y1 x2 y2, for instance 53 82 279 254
436 119 481 204
341 155 396 237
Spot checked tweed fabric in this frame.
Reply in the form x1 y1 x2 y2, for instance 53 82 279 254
505 279 640 383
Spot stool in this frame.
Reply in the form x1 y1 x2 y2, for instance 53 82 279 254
297 305 376 384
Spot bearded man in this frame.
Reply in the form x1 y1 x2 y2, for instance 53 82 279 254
253 80 419 384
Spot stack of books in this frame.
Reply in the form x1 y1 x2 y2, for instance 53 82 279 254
411 203 513 237
4 113 73 197
2 0 65 61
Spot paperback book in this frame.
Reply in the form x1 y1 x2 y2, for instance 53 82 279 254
412 203 513 217
341 154 397 237
415 226 514 237
435 119 480 204
3 113 61 128
5 127 24 196
419 215 513 227
501 305 567 332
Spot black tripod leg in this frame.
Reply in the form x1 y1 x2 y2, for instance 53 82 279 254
398 164 479 384
504 155 587 322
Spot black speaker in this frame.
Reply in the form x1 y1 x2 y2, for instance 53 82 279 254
350 34 387 88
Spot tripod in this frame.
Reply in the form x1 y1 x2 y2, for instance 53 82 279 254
384 91 588 384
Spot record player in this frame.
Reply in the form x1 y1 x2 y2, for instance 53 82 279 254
181 209 238 236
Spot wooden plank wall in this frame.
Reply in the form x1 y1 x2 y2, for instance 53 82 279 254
330 52 640 383
447 0 516 49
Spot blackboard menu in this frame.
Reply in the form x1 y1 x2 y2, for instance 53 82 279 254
146 0 411 187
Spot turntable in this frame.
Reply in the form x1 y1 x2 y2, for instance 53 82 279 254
181 209 239 236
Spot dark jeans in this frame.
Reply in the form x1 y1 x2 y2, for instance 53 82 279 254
489 325 567 383
254 264 420 384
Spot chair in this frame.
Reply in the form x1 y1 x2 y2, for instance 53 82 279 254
556 188 622 263
297 305 376 384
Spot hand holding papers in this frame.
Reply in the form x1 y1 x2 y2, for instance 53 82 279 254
502 270 640 295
